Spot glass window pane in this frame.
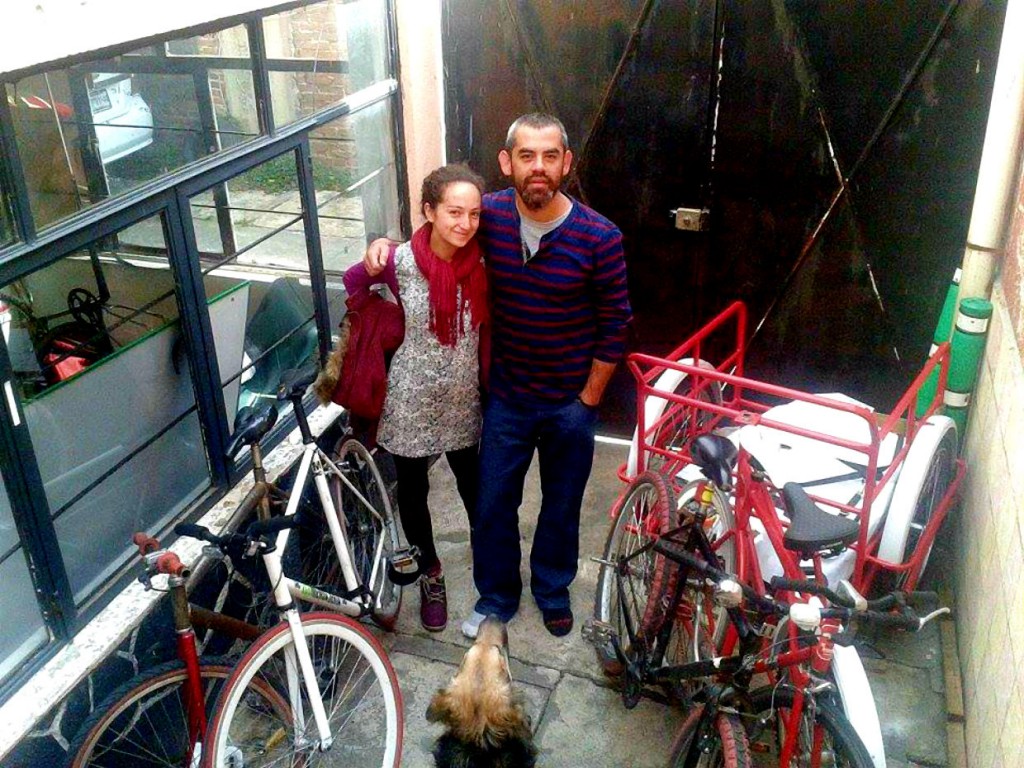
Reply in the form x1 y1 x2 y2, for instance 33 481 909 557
190 153 322 420
3 213 214 601
6 25 258 230
1 451 50 680
0 173 15 246
264 0 389 128
311 100 401 276
0 541 49 681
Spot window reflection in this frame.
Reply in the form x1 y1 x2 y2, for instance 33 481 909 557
1 173 15 246
311 100 401 273
310 100 400 329
2 213 215 601
5 25 258 230
191 153 323 420
264 0 389 127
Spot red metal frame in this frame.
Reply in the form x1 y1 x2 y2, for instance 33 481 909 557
133 534 208 766
621 301 966 593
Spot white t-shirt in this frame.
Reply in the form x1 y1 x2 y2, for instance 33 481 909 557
520 207 571 261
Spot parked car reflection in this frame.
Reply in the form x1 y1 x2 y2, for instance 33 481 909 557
88 73 154 164
12 72 154 167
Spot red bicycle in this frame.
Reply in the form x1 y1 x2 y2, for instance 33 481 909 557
593 301 965 767
65 534 285 767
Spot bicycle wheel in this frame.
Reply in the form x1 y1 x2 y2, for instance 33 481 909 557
301 436 402 629
668 706 752 768
593 471 675 677
66 659 288 768
744 686 874 768
649 479 738 659
204 612 403 768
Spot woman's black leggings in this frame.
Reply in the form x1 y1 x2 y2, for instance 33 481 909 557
392 443 479 572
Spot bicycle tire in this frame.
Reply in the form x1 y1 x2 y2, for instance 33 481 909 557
204 612 403 768
744 685 874 768
65 658 288 768
593 471 675 677
668 706 751 768
300 436 402 629
648 479 738 659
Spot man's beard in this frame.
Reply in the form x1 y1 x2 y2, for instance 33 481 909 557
516 173 560 211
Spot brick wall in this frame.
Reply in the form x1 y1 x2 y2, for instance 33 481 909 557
955 154 1024 768
1003 158 1024 351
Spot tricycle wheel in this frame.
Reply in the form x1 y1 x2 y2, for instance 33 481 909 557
876 415 957 591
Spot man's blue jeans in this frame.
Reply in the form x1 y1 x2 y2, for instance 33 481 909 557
472 394 597 620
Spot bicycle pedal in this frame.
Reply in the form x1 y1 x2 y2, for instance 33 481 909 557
387 547 422 586
581 618 617 647
389 546 419 571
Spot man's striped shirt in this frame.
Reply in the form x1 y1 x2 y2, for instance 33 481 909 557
478 188 632 405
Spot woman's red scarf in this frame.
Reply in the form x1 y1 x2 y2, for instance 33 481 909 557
411 223 488 347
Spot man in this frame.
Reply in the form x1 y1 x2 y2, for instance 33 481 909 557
365 113 631 638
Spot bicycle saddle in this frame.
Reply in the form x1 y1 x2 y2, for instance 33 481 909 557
278 362 319 400
226 404 278 459
691 434 738 489
781 482 860 556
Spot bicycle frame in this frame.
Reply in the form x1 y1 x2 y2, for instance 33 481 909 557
271 443 387 617
134 538 207 767
605 513 857 768
663 481 886 768
649 520 868 768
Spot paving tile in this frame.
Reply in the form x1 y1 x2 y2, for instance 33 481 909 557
533 673 680 768
860 657 947 765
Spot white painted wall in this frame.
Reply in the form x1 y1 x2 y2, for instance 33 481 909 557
0 0 287 76
394 0 445 230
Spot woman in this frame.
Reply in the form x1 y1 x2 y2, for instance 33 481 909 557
343 164 488 632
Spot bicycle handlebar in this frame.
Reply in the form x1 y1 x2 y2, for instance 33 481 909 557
133 532 160 555
131 531 190 578
767 576 938 612
154 553 190 578
174 515 298 555
174 522 220 545
131 536 189 577
654 538 943 632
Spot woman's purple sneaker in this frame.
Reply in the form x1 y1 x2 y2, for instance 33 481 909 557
420 567 448 632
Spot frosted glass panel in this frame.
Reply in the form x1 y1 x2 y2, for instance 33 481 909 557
0 522 49 680
52 414 208 600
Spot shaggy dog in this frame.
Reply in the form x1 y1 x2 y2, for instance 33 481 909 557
426 616 538 767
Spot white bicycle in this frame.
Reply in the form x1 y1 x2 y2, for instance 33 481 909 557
178 364 414 766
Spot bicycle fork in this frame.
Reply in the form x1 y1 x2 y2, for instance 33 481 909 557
263 551 335 752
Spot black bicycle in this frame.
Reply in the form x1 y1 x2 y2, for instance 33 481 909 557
584 485 947 768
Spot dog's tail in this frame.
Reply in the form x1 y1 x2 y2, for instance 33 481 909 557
313 316 351 404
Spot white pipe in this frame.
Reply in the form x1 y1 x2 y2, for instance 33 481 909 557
958 0 1024 302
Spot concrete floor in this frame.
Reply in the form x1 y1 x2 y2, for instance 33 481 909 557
375 439 949 768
